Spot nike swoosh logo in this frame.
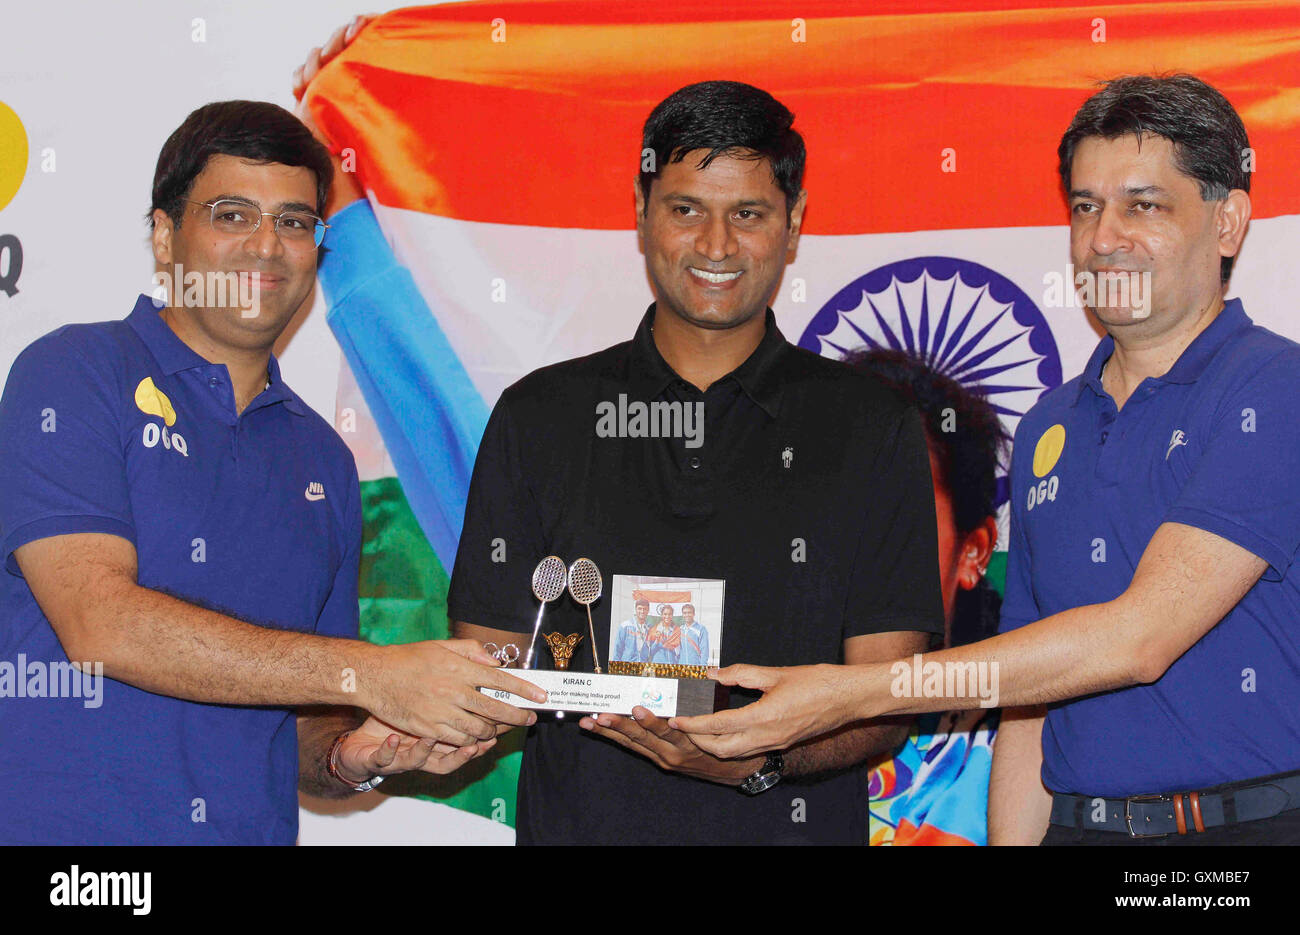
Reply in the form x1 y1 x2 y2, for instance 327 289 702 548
304 486 325 501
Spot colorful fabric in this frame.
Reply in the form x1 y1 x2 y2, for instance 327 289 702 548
869 709 1000 846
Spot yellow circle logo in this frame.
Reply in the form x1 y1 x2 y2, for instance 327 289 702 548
0 101 28 213
135 377 177 427
1032 424 1066 477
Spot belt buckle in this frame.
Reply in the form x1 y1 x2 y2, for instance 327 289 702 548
1125 794 1171 838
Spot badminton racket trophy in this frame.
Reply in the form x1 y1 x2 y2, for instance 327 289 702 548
481 556 720 717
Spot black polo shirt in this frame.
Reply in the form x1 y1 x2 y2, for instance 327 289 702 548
448 304 943 845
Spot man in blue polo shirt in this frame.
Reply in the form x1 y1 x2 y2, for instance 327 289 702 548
674 75 1300 844
0 101 542 844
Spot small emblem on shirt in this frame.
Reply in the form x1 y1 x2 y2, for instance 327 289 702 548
1165 430 1187 460
781 446 793 469
135 376 188 457
1032 424 1066 477
134 376 177 426
304 482 325 501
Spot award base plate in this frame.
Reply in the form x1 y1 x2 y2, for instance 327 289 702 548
481 669 721 717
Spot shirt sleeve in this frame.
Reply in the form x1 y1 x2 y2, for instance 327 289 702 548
997 421 1039 634
844 404 945 640
1162 347 1300 581
445 395 547 635
0 334 136 577
313 456 362 640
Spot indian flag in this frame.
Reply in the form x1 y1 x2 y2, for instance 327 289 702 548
305 0 1300 829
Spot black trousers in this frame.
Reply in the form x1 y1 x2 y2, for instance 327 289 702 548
1041 807 1300 845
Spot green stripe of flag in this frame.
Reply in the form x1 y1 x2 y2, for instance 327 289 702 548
357 476 522 826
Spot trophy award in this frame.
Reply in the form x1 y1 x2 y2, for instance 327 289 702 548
481 557 721 717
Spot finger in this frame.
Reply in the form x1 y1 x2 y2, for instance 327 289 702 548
587 713 664 751
422 745 477 776
683 734 748 759
424 720 485 747
629 707 679 741
291 65 305 99
371 733 400 769
708 663 780 692
668 706 750 737
302 46 323 86
461 683 540 728
482 667 548 706
579 719 666 768
421 736 495 776
441 638 503 667
322 24 349 61
378 736 433 774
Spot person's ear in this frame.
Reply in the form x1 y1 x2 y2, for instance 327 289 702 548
956 516 998 590
1217 189 1251 269
786 189 808 255
151 209 175 267
634 176 648 249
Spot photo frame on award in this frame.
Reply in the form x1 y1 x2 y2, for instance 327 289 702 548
606 574 724 679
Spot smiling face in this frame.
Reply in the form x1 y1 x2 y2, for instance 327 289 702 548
1067 133 1241 335
682 606 696 626
635 149 805 332
151 153 320 352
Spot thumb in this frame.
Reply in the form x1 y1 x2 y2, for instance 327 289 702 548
371 733 400 770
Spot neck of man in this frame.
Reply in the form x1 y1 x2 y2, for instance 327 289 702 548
160 303 273 415
652 304 767 392
1103 291 1225 410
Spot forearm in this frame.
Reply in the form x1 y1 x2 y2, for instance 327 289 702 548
83 580 381 709
987 705 1051 845
848 599 1147 719
298 706 367 798
784 716 910 780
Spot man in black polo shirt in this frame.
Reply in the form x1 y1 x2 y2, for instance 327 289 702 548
448 80 943 845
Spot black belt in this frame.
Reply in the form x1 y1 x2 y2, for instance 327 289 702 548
1050 769 1300 837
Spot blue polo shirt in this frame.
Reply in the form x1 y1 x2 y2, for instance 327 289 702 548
1000 299 1300 797
0 294 361 844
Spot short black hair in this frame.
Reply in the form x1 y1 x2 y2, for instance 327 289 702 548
149 100 333 230
843 348 1007 535
1057 74 1251 283
639 81 805 219
635 599 650 609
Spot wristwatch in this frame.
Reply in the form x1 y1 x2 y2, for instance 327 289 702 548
328 730 386 793
738 751 785 796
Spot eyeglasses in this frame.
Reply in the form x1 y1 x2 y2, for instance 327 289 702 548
189 199 328 249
